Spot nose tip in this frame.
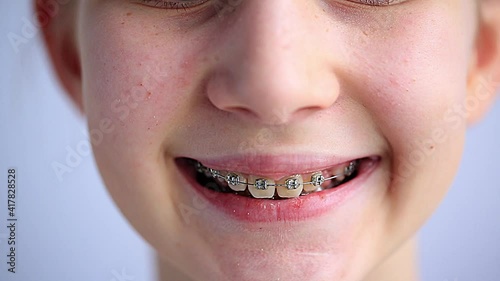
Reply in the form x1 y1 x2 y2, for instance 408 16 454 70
207 70 339 125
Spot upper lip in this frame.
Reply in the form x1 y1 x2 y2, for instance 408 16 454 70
188 154 369 180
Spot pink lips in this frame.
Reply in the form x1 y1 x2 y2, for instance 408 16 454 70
176 156 380 223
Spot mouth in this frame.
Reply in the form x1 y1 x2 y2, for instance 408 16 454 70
179 158 361 200
175 155 380 222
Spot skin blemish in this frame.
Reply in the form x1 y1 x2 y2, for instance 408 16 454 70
139 84 153 101
127 12 132 16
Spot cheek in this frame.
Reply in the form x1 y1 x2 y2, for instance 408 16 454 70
76 6 215 242
354 5 470 158
348 3 471 233
79 6 203 160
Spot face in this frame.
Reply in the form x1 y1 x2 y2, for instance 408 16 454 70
76 0 478 280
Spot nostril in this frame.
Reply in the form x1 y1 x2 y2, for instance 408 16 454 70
218 105 292 125
223 107 258 119
226 107 252 115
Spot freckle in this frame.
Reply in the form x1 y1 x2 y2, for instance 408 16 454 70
155 33 159 36
121 22 125 25
126 12 132 16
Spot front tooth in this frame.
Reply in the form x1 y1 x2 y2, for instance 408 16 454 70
226 172 247 192
248 176 275 199
331 165 346 183
277 174 303 198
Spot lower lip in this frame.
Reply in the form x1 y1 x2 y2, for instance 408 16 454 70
176 158 380 223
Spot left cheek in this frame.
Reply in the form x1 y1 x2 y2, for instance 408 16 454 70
361 11 469 160
346 9 471 238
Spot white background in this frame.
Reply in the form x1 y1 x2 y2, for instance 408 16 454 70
0 1 499 281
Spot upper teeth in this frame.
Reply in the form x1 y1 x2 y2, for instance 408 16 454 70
277 175 303 198
196 160 359 199
249 176 275 198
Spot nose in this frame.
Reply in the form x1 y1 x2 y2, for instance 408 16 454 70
206 1 340 125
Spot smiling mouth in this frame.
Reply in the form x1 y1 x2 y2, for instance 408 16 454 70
178 158 364 200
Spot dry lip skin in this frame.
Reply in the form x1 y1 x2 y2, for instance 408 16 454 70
176 156 381 223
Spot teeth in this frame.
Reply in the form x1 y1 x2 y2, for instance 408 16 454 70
194 160 359 199
226 172 247 192
248 176 276 199
216 175 229 187
344 162 356 177
277 175 304 198
304 172 325 192
196 162 205 173
331 165 345 183
209 168 220 178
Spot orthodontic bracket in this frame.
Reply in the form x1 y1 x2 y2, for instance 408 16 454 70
196 161 359 191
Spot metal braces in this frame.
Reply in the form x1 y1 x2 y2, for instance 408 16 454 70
196 161 358 191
